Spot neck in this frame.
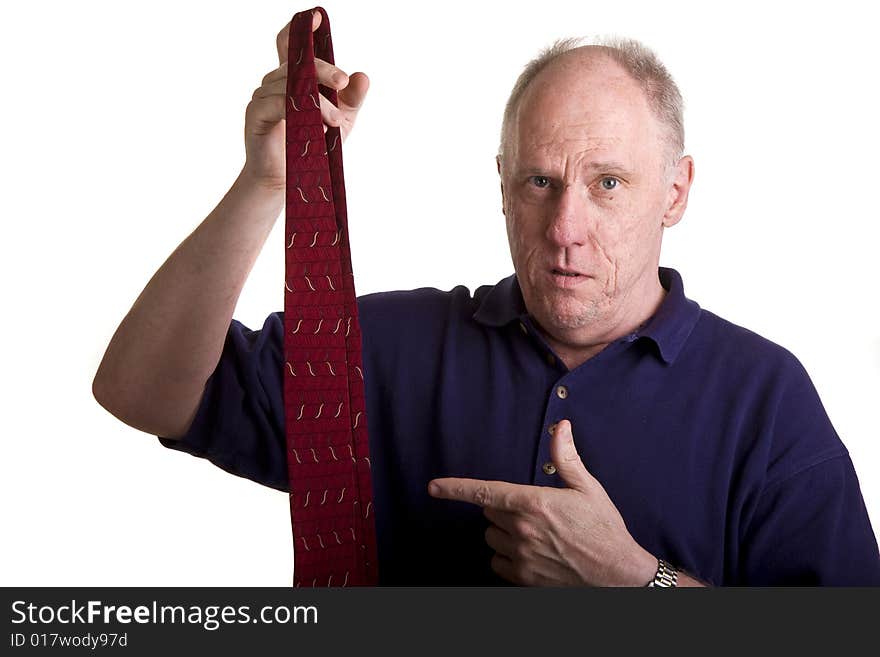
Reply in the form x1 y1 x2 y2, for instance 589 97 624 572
539 274 667 371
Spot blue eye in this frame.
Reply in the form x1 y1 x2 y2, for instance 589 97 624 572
600 177 619 191
529 175 551 188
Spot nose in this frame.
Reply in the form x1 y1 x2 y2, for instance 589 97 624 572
545 184 589 248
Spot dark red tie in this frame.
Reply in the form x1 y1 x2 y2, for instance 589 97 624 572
284 6 377 588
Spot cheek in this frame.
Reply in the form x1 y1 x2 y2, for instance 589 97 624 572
619 185 662 225
506 203 540 253
601 195 663 263
585 200 624 253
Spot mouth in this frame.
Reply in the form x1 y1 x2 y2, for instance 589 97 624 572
548 267 589 288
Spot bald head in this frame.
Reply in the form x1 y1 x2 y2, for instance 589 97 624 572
499 38 684 170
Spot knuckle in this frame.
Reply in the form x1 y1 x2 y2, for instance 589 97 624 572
531 495 551 516
519 496 540 516
510 517 532 538
512 541 531 561
473 484 492 507
262 63 287 85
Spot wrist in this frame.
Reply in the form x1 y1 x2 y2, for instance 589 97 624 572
205 168 286 241
237 165 286 197
645 558 678 587
608 543 662 587
630 546 662 587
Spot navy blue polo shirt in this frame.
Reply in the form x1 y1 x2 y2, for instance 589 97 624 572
158 267 880 585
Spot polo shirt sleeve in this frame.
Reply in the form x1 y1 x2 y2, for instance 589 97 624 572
156 312 288 492
740 454 880 585
737 354 880 585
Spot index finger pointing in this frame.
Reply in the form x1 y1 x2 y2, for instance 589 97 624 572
428 478 529 511
276 10 322 65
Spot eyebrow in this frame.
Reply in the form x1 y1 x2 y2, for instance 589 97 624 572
516 160 634 177
583 161 634 176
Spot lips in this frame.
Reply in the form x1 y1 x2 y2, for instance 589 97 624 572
548 267 589 288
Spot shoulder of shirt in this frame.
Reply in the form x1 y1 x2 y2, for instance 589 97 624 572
689 305 808 379
357 284 484 324
230 287 484 343
686 306 831 433
693 307 849 486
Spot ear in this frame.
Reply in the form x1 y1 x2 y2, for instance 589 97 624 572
496 155 507 216
662 155 695 228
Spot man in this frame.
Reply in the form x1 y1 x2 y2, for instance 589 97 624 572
93 11 880 586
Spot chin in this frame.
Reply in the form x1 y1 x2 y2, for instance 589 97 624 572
543 297 603 331
522 275 604 330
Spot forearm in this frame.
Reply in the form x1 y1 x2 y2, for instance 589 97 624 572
93 168 284 437
673 569 709 587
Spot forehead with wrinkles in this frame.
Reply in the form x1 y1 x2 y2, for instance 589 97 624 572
509 48 664 171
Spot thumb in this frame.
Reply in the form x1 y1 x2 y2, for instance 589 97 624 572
549 420 594 493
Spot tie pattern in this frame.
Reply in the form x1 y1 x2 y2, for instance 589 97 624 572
284 6 377 587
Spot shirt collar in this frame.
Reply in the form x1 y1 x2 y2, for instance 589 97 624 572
472 266 701 365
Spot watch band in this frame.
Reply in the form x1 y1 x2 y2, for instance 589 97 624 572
646 558 678 587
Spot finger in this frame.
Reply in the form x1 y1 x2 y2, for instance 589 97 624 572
259 70 342 101
259 67 343 128
319 93 342 127
245 94 286 133
276 10 321 65
251 89 327 120
268 57 349 91
490 553 519 584
276 21 290 65
483 507 523 534
549 420 594 493
315 58 349 90
338 71 370 111
428 477 530 512
261 61 287 86
252 78 287 100
484 508 544 549
484 524 516 559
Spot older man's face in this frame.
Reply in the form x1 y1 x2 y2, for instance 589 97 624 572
500 50 688 349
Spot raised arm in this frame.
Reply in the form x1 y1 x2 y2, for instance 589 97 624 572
92 10 369 438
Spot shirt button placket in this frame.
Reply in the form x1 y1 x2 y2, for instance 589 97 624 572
539 384 571 481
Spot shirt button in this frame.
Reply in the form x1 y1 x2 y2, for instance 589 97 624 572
542 462 558 475
556 385 568 399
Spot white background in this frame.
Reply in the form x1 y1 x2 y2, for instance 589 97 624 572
2 0 877 585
